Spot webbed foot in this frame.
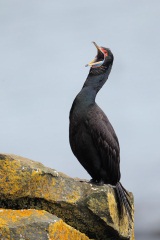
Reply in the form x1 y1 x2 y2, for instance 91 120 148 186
89 179 98 184
89 179 105 186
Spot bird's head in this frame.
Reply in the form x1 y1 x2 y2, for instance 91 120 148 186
85 42 114 75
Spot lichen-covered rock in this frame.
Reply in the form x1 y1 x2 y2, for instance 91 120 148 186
0 209 89 240
0 154 135 240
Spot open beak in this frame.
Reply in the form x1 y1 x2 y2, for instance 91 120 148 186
92 41 101 51
85 42 105 68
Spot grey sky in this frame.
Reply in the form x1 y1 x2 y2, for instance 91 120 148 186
0 1 160 237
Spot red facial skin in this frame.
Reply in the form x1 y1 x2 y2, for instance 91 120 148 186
99 47 108 57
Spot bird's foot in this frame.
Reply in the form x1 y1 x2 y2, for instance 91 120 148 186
96 179 105 186
89 179 98 184
89 179 105 186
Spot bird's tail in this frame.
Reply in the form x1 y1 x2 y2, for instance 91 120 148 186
115 182 133 223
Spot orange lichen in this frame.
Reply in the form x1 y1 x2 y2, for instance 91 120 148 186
0 209 89 240
108 191 134 238
107 192 119 228
49 219 89 240
0 155 81 203
66 190 81 203
0 209 47 225
0 154 135 239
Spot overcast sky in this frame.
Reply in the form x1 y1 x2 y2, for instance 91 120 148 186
0 1 160 237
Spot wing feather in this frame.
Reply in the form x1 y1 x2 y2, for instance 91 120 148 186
85 104 121 184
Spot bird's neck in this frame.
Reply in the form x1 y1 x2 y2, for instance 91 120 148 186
75 63 112 107
83 63 112 93
76 86 97 106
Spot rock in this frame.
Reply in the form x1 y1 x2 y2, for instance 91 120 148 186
0 209 89 240
0 154 135 240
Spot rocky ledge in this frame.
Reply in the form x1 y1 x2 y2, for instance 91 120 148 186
0 154 134 240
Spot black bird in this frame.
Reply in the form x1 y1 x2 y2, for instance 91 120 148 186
69 42 132 221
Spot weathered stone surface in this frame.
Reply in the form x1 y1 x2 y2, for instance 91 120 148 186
0 209 89 240
0 154 135 240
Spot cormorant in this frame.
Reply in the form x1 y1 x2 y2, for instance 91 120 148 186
69 42 132 222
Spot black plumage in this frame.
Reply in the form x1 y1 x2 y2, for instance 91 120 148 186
69 42 132 222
